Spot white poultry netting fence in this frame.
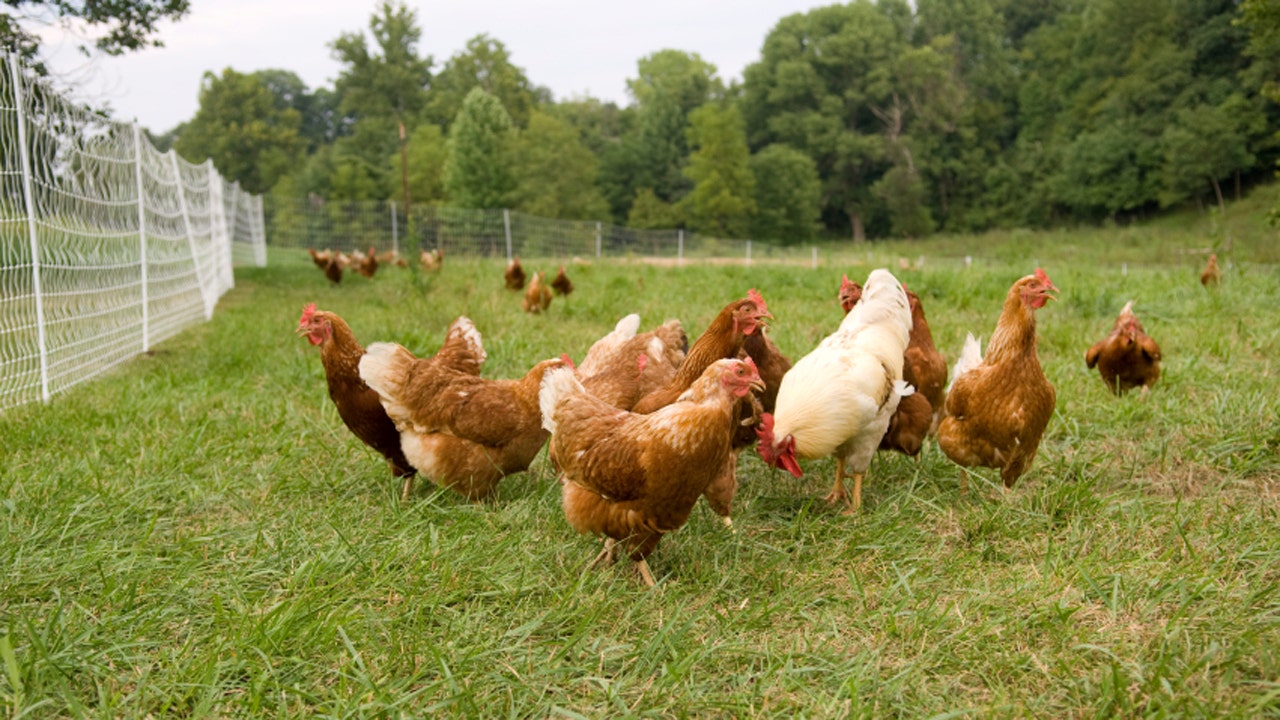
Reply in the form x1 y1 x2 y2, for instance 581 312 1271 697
0 55 265 412
267 198 813 265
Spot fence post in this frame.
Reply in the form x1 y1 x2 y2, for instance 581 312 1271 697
390 200 398 255
10 55 49 402
503 208 513 261
227 181 239 244
677 229 684 266
133 123 149 353
812 246 818 269
170 151 212 319
255 195 266 267
595 221 601 258
746 239 752 265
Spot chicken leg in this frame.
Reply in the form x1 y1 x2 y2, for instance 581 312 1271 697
842 473 864 515
400 475 415 502
823 458 849 506
634 559 657 587
589 538 618 570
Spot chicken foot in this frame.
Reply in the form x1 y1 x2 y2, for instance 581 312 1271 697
589 538 618 570
400 475 415 503
634 559 657 587
823 458 849 506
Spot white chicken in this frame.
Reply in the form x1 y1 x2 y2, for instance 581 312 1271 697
756 268 913 513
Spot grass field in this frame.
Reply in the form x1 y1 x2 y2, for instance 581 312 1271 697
3 192 1280 717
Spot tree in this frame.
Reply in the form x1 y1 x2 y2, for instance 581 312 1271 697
508 111 609 219
253 69 343 153
1 0 189 69
426 34 540 130
388 123 448 206
740 2 907 241
679 103 755 238
750 144 822 244
627 188 681 230
331 0 432 208
1159 98 1259 212
444 87 514 209
173 68 302 195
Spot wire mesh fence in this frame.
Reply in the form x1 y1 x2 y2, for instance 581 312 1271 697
266 197 817 265
0 55 265 412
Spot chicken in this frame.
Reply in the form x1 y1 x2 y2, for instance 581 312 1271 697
551 265 574 296
1200 253 1221 287
902 290 948 433
419 248 443 272
575 314 687 411
631 293 771 415
522 271 553 313
740 289 791 414
1084 301 1161 395
505 256 526 290
297 306 488 500
308 248 333 270
353 245 379 279
358 342 569 501
540 358 764 586
376 249 407 268
296 304 413 492
757 269 913 514
878 391 933 458
937 268 1058 490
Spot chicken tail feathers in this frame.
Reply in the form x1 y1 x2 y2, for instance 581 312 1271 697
358 342 416 406
539 366 582 434
949 333 983 390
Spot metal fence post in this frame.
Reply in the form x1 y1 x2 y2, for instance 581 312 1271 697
133 123 149 353
812 246 818 269
255 195 266 267
390 200 398 255
677 229 684 265
746 239 752 265
595 222 601 258
503 208 513 261
10 55 49 402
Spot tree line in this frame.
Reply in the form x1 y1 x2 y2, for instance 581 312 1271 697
148 0 1280 243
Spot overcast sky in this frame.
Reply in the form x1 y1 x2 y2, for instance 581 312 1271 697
32 0 831 133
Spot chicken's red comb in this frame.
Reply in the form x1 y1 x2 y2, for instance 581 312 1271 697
747 288 769 314
560 353 576 370
636 353 648 373
298 303 317 326
743 356 759 375
1035 268 1051 284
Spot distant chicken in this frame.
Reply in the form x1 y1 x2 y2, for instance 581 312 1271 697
376 249 407 268
348 245 376 280
540 358 764 586
297 306 487 500
308 248 333 270
419 248 443 273
359 342 570 501
1085 301 1161 395
522 271 553 313
838 274 862 314
1200 253 1221 287
937 269 1058 490
505 256 526 290
757 269 913 513
551 266 574 296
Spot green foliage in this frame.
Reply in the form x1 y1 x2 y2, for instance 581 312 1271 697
425 34 539 130
0 0 189 67
388 123 448 206
507 111 610 220
679 103 755 238
173 68 302 195
872 165 935 237
750 143 822 244
443 88 514 209
330 0 432 122
626 187 681 229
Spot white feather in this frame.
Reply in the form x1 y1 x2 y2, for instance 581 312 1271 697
358 342 417 427
450 316 486 362
577 313 641 376
948 333 983 391
539 366 582 434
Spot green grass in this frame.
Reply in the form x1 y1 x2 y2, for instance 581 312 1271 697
3 192 1280 717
